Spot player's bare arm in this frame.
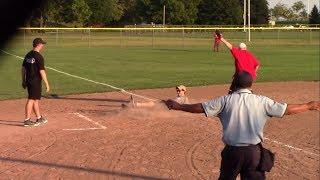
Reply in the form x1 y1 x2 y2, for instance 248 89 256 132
163 99 204 113
21 67 26 89
40 70 50 92
255 65 260 73
284 101 320 115
220 37 233 50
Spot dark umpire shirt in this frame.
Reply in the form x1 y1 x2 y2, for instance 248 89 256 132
22 50 45 83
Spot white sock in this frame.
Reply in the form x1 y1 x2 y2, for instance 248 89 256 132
37 116 42 119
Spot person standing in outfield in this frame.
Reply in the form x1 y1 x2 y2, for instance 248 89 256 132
213 30 222 52
22 38 50 127
163 71 319 180
220 35 260 93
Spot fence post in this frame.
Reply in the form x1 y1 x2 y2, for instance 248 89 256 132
23 29 26 50
152 28 155 48
120 29 123 48
88 29 91 48
56 29 58 46
182 28 185 49
309 29 312 43
277 29 280 45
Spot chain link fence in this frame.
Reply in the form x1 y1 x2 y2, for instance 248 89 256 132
8 27 320 50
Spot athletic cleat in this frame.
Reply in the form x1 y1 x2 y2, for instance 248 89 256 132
24 120 38 127
127 95 136 108
36 116 48 125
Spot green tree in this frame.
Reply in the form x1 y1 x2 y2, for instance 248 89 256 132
197 0 243 25
119 0 201 25
63 0 92 25
86 0 123 25
271 3 295 21
239 0 269 24
292 1 307 20
250 0 269 24
309 5 320 24
292 1 305 13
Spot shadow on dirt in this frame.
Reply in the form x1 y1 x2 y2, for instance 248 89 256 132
43 94 129 103
0 157 170 179
0 120 24 127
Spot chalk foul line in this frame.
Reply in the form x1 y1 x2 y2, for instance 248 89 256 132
62 112 106 131
0 49 157 102
264 137 319 157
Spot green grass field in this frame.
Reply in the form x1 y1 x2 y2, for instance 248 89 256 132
0 30 319 100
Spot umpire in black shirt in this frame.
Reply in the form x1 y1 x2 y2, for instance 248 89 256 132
22 38 50 126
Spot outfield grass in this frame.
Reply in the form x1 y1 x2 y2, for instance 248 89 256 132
0 31 319 100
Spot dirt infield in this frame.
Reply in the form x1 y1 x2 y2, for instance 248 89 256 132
0 81 319 179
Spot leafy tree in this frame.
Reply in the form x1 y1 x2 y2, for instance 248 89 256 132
119 0 201 25
271 3 295 21
291 1 308 20
197 0 243 25
86 0 123 25
292 1 305 13
299 9 308 20
239 0 269 24
63 0 92 25
250 0 269 24
309 5 320 24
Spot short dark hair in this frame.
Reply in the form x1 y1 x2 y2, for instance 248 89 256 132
234 71 253 89
32 38 46 47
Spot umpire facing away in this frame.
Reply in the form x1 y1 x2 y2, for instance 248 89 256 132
22 38 50 127
163 71 319 180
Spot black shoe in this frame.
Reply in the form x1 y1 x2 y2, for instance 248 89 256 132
24 120 38 127
36 116 48 125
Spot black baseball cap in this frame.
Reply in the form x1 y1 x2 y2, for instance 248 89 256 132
234 71 253 89
33 38 46 47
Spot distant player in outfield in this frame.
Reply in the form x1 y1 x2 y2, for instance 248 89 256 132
123 85 189 108
220 35 260 93
213 30 222 52
22 38 50 126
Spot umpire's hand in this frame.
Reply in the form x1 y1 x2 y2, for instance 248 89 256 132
163 99 181 110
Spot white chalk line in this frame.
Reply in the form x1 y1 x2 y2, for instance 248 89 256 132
62 112 106 131
264 137 319 157
0 49 157 102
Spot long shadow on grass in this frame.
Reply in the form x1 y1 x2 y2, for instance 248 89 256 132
0 120 24 127
0 157 169 179
43 94 129 103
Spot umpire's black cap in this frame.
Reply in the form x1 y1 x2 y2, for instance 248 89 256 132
234 71 253 89
33 38 46 47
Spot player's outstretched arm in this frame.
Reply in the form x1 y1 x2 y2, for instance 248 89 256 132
220 37 233 50
284 101 320 115
163 99 205 113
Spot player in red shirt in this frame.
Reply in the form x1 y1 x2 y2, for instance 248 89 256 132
213 30 222 52
220 35 260 93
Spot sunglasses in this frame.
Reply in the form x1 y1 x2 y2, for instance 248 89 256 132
176 89 185 92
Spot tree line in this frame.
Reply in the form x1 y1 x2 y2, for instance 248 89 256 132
26 0 319 27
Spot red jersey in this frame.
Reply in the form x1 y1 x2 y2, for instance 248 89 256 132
214 34 221 42
231 47 260 80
